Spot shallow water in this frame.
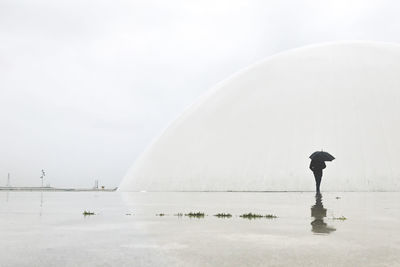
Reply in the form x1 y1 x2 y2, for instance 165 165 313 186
0 191 399 266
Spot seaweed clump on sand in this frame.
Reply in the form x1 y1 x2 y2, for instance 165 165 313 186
240 213 277 219
214 213 232 218
83 210 95 216
185 212 205 218
333 216 347 220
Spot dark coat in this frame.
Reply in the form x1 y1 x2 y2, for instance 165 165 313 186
310 159 326 171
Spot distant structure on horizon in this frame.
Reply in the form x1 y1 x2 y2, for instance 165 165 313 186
6 173 10 187
40 169 46 187
120 42 400 192
93 179 99 189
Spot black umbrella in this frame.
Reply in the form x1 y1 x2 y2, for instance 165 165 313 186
309 151 335 162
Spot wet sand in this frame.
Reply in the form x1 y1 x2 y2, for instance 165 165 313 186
0 191 399 266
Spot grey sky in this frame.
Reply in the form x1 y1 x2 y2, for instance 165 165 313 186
1 0 399 188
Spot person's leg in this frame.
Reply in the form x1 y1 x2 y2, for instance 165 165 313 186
313 171 318 191
314 170 322 193
316 175 321 192
317 170 323 192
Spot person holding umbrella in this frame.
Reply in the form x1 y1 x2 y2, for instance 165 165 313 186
309 151 335 193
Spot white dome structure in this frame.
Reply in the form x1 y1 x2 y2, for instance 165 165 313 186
120 42 400 191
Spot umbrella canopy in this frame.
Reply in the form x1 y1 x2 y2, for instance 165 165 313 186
309 151 335 162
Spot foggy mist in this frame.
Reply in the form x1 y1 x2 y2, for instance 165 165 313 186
2 0 400 187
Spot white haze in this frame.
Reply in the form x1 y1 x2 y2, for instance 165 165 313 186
120 42 400 192
1 0 400 188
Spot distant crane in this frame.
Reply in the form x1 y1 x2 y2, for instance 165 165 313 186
93 179 99 190
40 169 46 187
6 173 10 187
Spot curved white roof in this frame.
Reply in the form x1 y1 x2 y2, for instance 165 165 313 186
120 42 400 191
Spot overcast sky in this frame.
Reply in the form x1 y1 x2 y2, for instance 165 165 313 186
1 0 400 188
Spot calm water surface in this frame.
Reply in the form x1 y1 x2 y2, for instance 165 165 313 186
0 191 399 266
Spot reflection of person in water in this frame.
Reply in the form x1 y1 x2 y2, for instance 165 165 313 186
309 159 326 193
311 193 336 234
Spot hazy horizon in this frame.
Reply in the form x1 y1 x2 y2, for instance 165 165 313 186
2 0 400 188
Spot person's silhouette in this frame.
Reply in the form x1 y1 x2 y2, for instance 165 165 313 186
309 159 326 193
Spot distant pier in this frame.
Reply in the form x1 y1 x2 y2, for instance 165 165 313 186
0 186 117 192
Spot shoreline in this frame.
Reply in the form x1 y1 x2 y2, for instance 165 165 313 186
0 187 118 192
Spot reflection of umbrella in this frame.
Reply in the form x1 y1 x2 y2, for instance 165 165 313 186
309 151 335 162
